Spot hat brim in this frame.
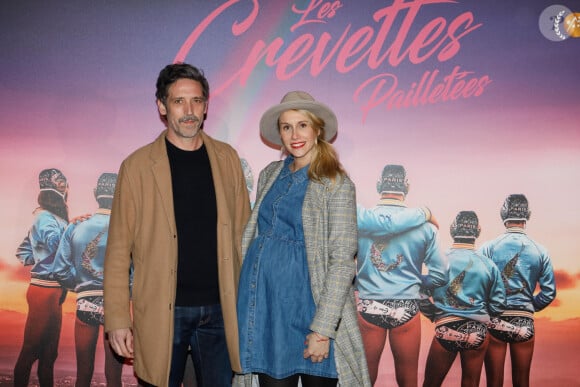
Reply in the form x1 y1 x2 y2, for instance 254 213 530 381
259 100 338 148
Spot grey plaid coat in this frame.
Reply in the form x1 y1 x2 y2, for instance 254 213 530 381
234 160 371 387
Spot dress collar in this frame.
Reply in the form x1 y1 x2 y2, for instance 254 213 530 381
281 156 309 182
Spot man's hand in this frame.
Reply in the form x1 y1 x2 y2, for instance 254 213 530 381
70 213 92 224
108 328 134 358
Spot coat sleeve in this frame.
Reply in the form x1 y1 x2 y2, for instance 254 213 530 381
309 177 358 339
357 204 429 237
103 161 135 332
16 233 34 266
52 223 77 290
421 226 448 290
37 211 65 257
533 246 557 312
487 262 507 317
232 155 252 270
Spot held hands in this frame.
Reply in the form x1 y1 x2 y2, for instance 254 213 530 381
108 327 134 359
303 332 330 363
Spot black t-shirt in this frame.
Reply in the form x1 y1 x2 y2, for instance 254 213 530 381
166 139 219 306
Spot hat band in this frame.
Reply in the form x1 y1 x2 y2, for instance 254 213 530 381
503 217 527 224
380 190 406 196
96 194 114 200
40 188 66 199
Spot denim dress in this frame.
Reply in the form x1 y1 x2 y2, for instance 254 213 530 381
237 159 338 379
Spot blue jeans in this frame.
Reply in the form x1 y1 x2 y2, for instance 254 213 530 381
169 304 232 387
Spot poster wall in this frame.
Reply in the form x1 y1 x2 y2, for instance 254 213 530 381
1 0 579 385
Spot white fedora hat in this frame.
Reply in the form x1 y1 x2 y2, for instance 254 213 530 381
259 91 338 147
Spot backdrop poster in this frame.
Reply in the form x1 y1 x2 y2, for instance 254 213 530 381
1 0 579 385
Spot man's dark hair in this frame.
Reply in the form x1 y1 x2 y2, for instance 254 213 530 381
155 63 210 104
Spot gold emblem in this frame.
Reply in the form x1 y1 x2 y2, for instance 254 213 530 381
564 13 580 38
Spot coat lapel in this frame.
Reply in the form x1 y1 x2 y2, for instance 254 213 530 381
202 131 228 224
150 131 176 233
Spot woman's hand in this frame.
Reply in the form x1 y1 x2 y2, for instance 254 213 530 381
303 332 330 363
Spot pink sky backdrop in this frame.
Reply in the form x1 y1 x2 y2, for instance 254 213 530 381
1 0 579 383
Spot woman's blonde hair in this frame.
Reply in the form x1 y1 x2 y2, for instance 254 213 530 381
280 109 346 182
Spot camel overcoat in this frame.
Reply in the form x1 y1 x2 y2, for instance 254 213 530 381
104 130 251 386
